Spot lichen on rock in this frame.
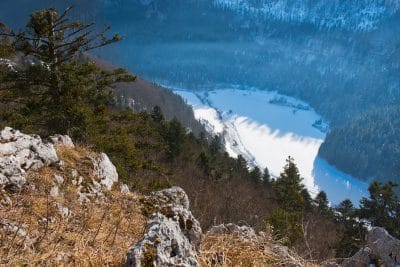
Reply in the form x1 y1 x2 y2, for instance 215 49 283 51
125 187 202 267
0 127 59 190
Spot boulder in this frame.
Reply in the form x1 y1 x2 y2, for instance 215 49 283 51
146 186 190 210
120 183 130 193
91 153 118 190
125 187 202 267
207 223 257 239
343 227 400 267
0 127 59 190
125 212 199 267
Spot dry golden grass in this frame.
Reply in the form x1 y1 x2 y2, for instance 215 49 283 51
0 145 323 266
199 233 320 267
0 146 146 266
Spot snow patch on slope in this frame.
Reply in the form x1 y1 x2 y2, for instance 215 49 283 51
175 87 369 203
176 88 323 196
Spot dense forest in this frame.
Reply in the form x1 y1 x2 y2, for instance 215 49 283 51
320 107 400 184
99 0 400 185
1 6 400 263
0 0 399 185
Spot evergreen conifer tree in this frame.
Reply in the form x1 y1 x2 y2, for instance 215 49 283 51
358 181 400 238
267 156 311 246
0 7 134 138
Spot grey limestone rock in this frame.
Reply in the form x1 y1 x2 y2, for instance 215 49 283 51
0 127 59 190
125 187 202 267
343 227 400 267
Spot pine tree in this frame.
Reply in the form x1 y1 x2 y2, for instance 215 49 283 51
162 118 186 159
249 166 262 184
236 155 248 172
334 199 366 258
314 191 332 216
358 181 400 238
0 7 134 138
262 166 271 185
273 156 307 212
267 156 311 246
209 135 221 156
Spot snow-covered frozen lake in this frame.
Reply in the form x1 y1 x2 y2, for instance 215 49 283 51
174 87 369 205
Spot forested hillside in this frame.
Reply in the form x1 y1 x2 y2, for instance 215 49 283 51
98 0 400 185
1 6 399 264
89 55 207 136
319 107 400 183
0 0 399 186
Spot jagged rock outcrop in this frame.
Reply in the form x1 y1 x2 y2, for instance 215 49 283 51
0 127 59 190
125 187 202 267
91 153 118 190
0 130 146 265
0 127 119 201
342 227 400 267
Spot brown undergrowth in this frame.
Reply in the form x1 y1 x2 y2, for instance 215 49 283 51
0 146 146 266
0 145 321 266
199 233 319 267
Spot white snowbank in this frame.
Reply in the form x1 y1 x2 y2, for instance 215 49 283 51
175 87 369 203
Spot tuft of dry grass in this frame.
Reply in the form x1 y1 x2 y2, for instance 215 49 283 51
0 146 146 266
199 233 320 267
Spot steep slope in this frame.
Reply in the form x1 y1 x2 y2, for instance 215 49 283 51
0 128 314 266
96 0 400 184
89 55 207 136
0 127 146 265
213 0 400 31
1 0 399 186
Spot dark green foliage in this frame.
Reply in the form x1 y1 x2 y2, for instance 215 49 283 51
267 157 311 246
3 6 400 262
150 105 164 123
333 182 400 258
161 117 186 159
0 7 132 139
209 135 222 156
333 199 366 258
236 155 248 172
273 156 308 212
249 166 262 184
0 37 14 58
267 209 303 246
262 166 271 185
358 181 400 238
314 191 333 217
320 107 400 184
301 188 313 212
197 151 212 176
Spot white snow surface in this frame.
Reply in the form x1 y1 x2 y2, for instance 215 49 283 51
175 87 369 202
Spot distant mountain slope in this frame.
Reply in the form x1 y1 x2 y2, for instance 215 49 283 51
96 0 400 185
89 55 207 136
2 0 399 184
319 106 400 183
213 0 400 31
